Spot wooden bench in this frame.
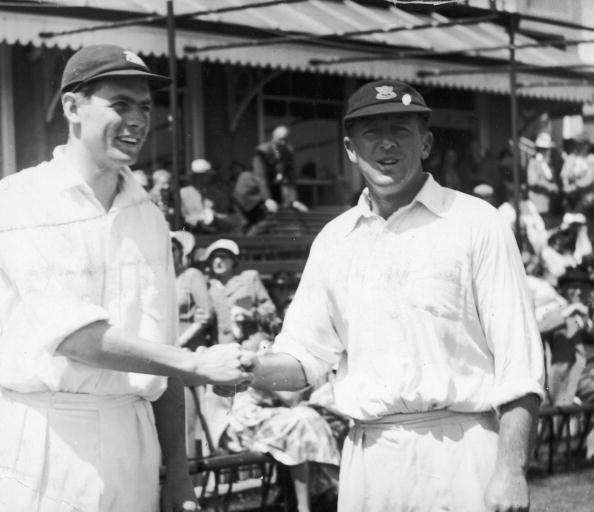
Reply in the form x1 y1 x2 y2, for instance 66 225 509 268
534 403 594 473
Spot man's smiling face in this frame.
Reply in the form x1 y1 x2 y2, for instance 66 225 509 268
344 113 432 199
75 77 151 171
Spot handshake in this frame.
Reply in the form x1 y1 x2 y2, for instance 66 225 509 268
183 343 259 395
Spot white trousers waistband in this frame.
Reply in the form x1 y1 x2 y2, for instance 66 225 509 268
355 409 495 430
0 387 142 411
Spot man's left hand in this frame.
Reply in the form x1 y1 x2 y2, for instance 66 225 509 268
161 474 199 512
484 467 529 512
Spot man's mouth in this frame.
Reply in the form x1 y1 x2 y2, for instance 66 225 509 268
115 136 142 148
376 157 400 167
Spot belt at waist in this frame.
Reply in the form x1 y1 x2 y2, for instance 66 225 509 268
0 387 144 411
355 409 495 430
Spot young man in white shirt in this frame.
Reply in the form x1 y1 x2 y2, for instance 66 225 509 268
237 80 545 512
0 45 253 512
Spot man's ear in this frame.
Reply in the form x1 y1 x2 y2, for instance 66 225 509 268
61 92 81 124
343 136 358 164
421 131 434 161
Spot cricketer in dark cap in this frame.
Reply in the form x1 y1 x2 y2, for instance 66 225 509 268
0 45 254 512
232 79 544 512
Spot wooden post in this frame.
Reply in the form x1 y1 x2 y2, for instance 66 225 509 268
167 0 182 229
509 14 521 238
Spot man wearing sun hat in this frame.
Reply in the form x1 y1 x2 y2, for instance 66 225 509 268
0 45 255 512
237 80 544 512
527 132 560 216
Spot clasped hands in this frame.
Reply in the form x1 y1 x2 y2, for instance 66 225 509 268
185 343 258 394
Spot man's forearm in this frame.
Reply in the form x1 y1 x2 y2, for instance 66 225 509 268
153 377 190 477
495 393 540 473
252 352 308 391
56 321 203 384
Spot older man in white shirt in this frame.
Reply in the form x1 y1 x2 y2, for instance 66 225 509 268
236 80 545 512
0 45 252 512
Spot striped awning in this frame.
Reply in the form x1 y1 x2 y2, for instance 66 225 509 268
1 0 593 102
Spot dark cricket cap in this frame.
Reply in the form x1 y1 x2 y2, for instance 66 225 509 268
344 80 431 122
60 44 171 93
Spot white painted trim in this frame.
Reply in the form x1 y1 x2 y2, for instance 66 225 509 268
0 42 16 177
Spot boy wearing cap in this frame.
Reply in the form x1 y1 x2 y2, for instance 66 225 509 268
238 80 544 511
0 45 253 512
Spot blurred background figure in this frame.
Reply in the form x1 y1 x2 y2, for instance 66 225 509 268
268 270 298 319
181 158 234 234
170 231 215 459
232 160 275 235
561 131 594 211
498 180 548 255
253 125 308 213
440 148 462 190
150 168 174 226
132 168 150 191
527 132 560 219
472 183 497 207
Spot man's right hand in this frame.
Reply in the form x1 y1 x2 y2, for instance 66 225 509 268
188 343 253 387
212 350 259 397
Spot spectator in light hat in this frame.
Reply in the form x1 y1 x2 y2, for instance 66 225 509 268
182 158 234 233
527 131 560 216
472 183 496 206
235 79 544 512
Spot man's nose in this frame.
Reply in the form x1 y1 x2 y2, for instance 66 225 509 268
126 106 149 131
379 136 397 150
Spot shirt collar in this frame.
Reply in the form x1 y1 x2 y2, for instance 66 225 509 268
345 173 450 236
50 145 148 208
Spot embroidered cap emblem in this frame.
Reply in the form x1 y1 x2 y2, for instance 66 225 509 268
375 85 397 100
123 50 146 67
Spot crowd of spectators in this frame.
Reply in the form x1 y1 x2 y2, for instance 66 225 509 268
133 124 311 237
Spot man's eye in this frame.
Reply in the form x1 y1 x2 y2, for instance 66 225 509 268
112 101 128 110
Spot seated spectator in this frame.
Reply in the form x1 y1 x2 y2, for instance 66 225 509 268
181 159 235 233
253 125 309 213
150 168 174 225
268 270 298 317
527 133 560 216
498 181 547 255
171 231 214 351
543 268 591 406
561 132 594 210
232 163 275 236
221 336 340 512
171 231 215 458
204 239 279 344
541 221 581 285
132 168 150 191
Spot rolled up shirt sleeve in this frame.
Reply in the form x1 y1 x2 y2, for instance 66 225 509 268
272 234 345 387
471 210 545 409
0 261 109 390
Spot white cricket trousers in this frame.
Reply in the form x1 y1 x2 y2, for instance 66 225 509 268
338 410 499 512
0 389 161 512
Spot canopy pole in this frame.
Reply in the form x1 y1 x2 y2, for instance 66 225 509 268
509 13 521 239
167 0 181 230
